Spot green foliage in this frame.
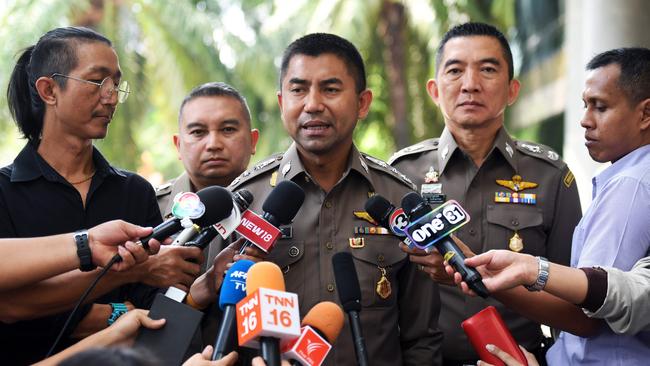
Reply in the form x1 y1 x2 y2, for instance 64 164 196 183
0 0 515 181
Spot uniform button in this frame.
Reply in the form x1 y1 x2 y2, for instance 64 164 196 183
327 284 335 292
326 242 334 250
469 228 477 236
325 201 333 209
305 176 310 183
377 254 385 262
511 219 519 227
288 246 300 257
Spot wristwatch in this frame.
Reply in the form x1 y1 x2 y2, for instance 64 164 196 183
525 256 550 292
74 230 96 272
108 302 128 326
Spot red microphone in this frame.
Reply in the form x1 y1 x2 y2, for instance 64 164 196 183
462 306 528 366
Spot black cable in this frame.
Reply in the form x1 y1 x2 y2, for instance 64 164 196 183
46 253 122 357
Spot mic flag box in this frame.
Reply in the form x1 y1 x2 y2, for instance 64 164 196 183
236 287 301 348
281 325 332 366
235 210 281 253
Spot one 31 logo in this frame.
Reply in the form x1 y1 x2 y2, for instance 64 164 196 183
404 200 470 249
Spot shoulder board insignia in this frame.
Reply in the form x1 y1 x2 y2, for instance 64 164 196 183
515 140 564 169
155 182 173 197
388 138 439 165
229 154 282 190
363 153 416 190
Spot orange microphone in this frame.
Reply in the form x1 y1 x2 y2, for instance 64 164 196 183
236 262 300 366
282 301 345 365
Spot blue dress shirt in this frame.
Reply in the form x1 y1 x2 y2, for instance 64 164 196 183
547 144 650 365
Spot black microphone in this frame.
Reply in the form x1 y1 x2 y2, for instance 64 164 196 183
238 180 305 254
185 189 254 250
364 194 415 248
401 192 490 298
332 252 369 366
137 186 233 250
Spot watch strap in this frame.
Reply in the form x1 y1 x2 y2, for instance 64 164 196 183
74 230 96 272
108 302 128 326
525 256 549 292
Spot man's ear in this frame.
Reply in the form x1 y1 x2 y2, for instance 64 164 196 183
640 98 650 131
34 76 57 105
426 79 440 105
173 134 182 160
250 129 260 155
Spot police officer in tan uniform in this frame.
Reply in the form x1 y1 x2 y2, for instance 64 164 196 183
389 23 581 365
156 81 259 222
222 33 442 366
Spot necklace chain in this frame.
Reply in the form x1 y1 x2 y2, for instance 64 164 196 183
68 171 95 185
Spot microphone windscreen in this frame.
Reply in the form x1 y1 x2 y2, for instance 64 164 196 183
219 259 255 310
364 195 393 226
302 301 345 344
246 261 285 295
262 180 305 225
332 252 362 312
400 191 424 214
195 186 234 227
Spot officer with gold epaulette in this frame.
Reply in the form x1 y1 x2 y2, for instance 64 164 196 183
390 23 582 365
212 33 442 366
156 82 259 222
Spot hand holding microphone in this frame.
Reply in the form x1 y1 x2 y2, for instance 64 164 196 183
445 250 541 296
400 192 490 298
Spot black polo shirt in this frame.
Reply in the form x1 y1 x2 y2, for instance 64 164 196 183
0 142 162 365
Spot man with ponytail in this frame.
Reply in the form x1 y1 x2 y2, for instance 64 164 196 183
0 27 202 364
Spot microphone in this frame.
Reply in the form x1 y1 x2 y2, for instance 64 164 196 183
186 189 254 250
237 180 305 254
237 262 301 366
211 259 255 361
138 186 234 250
401 192 490 298
281 302 345 366
331 252 369 366
364 195 418 250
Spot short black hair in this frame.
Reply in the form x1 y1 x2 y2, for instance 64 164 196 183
178 81 251 126
7 26 112 142
436 22 514 80
279 33 366 93
586 47 650 105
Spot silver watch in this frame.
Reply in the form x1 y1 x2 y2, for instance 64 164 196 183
524 256 549 292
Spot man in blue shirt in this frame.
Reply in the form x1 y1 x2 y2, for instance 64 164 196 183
449 47 650 366
545 47 650 365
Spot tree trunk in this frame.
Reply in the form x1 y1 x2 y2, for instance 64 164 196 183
379 0 410 149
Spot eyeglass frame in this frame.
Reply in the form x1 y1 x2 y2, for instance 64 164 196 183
50 73 130 103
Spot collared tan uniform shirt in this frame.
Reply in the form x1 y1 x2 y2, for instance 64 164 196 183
390 128 581 361
221 143 443 366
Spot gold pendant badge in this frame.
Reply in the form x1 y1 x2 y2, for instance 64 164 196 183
376 267 392 299
509 232 524 252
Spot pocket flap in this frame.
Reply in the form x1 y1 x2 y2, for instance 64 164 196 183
487 205 543 231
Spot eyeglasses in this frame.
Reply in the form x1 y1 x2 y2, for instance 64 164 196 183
51 73 130 103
